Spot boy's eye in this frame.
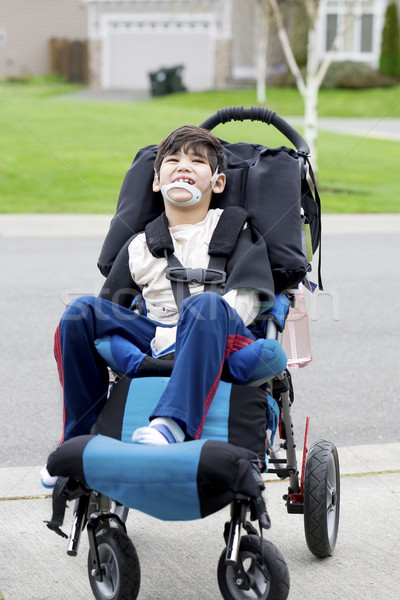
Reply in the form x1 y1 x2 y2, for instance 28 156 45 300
163 154 208 165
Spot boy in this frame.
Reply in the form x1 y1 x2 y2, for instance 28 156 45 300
44 124 278 484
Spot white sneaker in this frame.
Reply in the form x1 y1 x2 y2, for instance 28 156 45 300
40 465 58 489
131 426 170 445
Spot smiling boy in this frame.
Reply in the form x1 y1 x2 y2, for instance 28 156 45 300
43 124 279 486
153 126 226 225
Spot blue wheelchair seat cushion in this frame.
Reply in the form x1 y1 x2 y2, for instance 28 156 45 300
47 435 260 521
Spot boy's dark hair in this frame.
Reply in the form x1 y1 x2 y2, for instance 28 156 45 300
154 125 227 176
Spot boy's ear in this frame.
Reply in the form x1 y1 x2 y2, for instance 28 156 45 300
153 172 161 192
211 172 226 195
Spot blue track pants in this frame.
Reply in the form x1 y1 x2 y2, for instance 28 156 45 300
54 293 255 442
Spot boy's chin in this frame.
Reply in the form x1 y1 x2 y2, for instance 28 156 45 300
168 193 193 205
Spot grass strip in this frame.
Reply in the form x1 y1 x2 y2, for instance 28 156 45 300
1 81 400 213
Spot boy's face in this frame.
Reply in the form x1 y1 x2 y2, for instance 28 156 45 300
153 148 225 206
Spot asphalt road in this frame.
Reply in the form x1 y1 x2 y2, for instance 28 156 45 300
1 214 399 468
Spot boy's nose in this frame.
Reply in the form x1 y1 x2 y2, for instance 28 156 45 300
177 158 192 171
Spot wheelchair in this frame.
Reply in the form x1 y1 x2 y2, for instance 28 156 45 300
45 107 340 600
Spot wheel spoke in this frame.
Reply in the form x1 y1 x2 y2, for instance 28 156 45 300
247 557 269 599
246 561 261 597
109 554 118 592
326 481 335 509
247 559 257 579
326 461 338 539
96 543 120 598
251 578 265 598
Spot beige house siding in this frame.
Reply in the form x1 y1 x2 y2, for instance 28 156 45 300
0 0 87 80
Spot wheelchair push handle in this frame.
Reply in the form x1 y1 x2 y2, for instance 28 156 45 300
199 106 310 157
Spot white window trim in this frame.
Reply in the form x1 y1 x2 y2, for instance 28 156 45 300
317 0 385 66
100 13 218 36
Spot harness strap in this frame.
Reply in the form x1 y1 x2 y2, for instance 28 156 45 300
205 206 249 296
204 255 228 294
145 212 174 258
208 206 249 256
165 252 191 309
148 207 250 309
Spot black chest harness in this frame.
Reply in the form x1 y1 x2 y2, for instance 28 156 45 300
144 207 249 309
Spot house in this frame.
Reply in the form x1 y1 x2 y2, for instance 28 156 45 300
0 0 87 80
1 0 398 89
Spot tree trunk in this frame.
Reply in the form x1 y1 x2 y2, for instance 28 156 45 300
256 1 269 104
303 78 318 166
304 17 319 167
267 0 366 173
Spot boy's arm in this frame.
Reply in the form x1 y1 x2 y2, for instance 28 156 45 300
224 224 275 319
223 288 260 326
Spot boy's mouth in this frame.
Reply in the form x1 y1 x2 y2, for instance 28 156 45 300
173 177 195 185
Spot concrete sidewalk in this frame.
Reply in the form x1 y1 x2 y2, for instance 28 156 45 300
1 213 400 239
289 117 400 142
1 443 399 600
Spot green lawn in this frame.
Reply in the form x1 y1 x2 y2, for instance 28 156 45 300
1 79 400 213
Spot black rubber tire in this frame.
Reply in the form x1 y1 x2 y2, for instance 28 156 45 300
88 527 140 600
217 534 290 600
304 440 340 558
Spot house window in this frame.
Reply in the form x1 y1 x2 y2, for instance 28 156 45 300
326 14 338 50
360 13 373 53
322 0 376 57
0 28 7 47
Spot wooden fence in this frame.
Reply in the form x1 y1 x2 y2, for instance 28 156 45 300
50 38 88 84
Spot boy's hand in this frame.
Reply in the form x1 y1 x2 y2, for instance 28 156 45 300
151 326 177 357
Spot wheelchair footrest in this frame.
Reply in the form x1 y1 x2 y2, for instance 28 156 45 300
284 492 304 514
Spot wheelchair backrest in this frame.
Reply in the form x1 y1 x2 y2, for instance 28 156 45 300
98 108 321 292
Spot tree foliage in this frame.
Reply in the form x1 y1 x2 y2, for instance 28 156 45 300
379 2 400 78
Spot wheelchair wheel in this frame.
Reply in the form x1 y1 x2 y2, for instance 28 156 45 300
303 440 340 558
217 535 289 600
88 527 140 600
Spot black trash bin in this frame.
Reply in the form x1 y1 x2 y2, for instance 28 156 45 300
149 65 186 96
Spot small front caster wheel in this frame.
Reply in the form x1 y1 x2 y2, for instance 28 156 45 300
88 527 140 600
217 535 289 600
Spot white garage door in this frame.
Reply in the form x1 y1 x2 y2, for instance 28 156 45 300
101 15 216 92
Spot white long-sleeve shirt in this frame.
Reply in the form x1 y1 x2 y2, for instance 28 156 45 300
128 209 260 353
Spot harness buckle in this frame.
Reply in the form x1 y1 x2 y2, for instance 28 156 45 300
166 267 226 285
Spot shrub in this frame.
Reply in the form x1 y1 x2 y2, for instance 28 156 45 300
379 2 400 78
322 61 398 89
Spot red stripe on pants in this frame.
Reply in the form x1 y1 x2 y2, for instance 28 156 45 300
194 333 254 439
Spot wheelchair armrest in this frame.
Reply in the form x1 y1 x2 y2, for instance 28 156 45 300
99 235 140 308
